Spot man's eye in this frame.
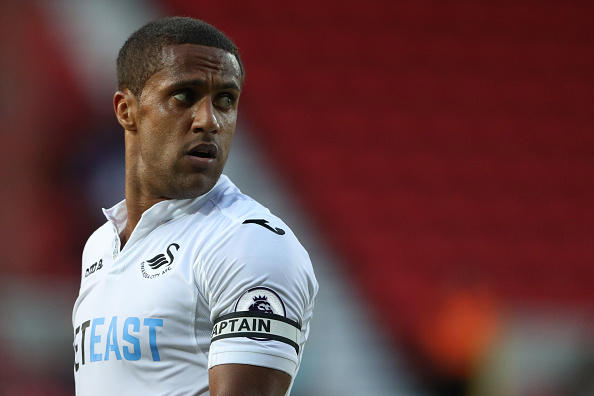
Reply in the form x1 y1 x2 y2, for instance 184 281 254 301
214 94 234 108
173 91 194 103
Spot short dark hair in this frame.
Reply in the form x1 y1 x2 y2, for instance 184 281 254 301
116 16 244 98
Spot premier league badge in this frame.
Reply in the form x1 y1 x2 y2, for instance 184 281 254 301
235 287 286 316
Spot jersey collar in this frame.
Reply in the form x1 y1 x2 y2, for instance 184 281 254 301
103 175 234 241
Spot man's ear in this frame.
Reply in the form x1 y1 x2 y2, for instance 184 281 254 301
114 89 138 132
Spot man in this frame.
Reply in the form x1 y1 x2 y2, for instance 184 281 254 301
72 17 318 396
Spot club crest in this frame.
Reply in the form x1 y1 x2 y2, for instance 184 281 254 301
140 243 180 279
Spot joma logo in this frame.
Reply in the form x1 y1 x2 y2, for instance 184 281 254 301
85 259 103 278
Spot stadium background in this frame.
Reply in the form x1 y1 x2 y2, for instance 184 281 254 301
0 1 593 395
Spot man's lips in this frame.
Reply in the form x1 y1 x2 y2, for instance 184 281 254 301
187 143 218 159
185 143 218 168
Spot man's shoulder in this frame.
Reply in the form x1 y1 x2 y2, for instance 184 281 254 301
78 222 115 275
212 180 269 217
167 177 307 263
199 178 279 229
85 221 114 247
198 194 307 266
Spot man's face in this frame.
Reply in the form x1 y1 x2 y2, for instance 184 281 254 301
127 44 242 200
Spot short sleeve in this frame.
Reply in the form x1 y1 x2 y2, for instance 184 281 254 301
195 215 318 377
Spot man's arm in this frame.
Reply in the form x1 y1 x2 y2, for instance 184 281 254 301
209 364 292 396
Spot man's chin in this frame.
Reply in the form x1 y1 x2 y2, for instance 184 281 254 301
170 174 221 200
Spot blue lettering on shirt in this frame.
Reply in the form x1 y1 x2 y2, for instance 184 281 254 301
73 316 164 371
143 318 164 361
104 316 122 361
122 317 141 361
90 317 105 362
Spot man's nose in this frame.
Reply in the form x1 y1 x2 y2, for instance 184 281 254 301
192 99 219 133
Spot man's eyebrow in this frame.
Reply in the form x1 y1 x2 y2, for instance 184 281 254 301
168 79 241 92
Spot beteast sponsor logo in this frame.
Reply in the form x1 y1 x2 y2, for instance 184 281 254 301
73 316 164 371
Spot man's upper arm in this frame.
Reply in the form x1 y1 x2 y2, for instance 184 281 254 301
196 214 318 392
209 364 292 396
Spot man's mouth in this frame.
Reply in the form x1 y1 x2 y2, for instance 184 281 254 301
188 144 217 159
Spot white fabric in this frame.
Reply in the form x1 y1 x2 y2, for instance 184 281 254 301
72 175 318 396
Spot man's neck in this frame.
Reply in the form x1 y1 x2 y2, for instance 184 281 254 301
123 193 169 245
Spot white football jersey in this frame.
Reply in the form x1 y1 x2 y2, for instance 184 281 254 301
72 175 318 396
